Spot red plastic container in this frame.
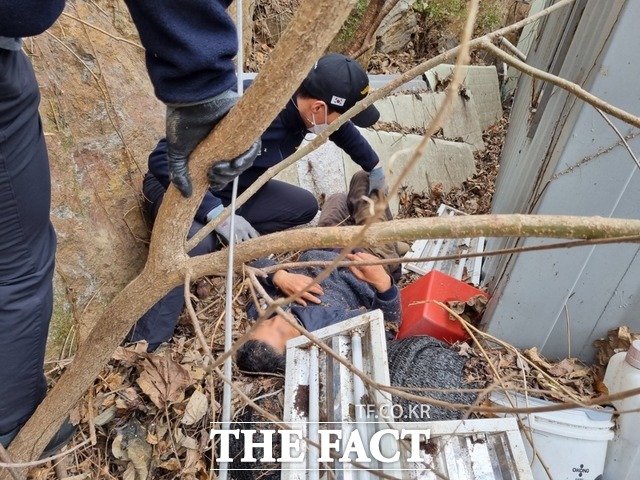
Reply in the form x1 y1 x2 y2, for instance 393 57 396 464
398 270 489 344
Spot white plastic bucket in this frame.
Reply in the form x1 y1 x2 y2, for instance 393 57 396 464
491 391 614 480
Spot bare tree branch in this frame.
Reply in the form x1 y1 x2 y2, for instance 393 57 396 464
481 39 640 129
345 0 400 59
3 0 362 468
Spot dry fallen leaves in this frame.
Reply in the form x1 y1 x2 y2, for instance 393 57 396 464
593 326 640 366
181 389 209 426
136 353 192 409
461 343 605 404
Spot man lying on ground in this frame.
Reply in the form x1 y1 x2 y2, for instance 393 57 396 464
237 249 401 374
236 170 401 374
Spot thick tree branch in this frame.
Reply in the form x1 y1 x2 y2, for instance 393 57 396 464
4 0 360 468
346 0 400 59
186 214 640 278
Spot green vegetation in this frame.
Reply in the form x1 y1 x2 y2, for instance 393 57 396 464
419 0 466 22
332 0 370 51
416 0 508 36
46 301 75 361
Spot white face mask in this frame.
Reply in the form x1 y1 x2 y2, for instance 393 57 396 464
309 103 329 135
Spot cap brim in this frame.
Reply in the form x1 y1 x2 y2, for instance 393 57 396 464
350 104 380 128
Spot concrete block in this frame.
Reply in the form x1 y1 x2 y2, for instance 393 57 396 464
274 161 301 187
342 129 477 214
296 139 347 202
425 64 502 129
375 92 485 152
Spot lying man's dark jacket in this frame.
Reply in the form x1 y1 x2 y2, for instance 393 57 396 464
249 249 401 337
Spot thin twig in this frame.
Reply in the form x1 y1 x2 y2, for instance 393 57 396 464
0 445 23 480
60 12 144 49
565 304 572 358
0 440 90 469
499 35 526 61
594 107 640 170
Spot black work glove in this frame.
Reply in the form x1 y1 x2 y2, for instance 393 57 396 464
207 138 261 191
166 89 259 197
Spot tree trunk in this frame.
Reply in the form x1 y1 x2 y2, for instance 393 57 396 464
346 0 402 59
2 0 361 469
345 0 385 57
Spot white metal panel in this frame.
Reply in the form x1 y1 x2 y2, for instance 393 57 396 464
483 0 623 282
483 0 640 360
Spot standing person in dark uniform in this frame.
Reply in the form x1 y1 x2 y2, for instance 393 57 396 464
0 0 259 450
131 53 387 350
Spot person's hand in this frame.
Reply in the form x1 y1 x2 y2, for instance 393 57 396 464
207 139 260 191
214 214 259 243
166 89 259 197
368 165 386 195
346 252 391 293
273 271 324 306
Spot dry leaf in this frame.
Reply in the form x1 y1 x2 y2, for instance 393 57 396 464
113 342 148 364
112 434 127 460
594 326 640 365
456 342 474 358
126 436 152 480
123 464 137 480
146 431 159 445
524 347 553 370
94 406 117 427
113 420 153 480
136 353 191 409
547 358 576 377
180 435 199 450
106 372 124 391
158 458 181 471
181 389 209 426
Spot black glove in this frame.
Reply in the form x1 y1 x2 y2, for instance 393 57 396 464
166 89 259 197
208 138 261 191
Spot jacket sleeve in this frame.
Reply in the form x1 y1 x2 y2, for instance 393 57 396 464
123 0 237 104
0 1 65 37
329 121 380 172
147 139 223 223
371 284 402 334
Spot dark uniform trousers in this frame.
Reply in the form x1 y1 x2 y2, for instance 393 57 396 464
129 172 318 350
0 48 54 439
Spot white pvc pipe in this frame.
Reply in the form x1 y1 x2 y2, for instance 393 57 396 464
308 346 320 480
351 331 368 479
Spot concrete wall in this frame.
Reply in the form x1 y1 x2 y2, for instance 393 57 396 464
275 66 502 215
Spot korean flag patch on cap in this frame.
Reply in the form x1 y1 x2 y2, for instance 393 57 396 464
331 95 346 107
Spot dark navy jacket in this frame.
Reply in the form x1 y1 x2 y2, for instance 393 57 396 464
148 95 380 223
0 0 238 103
249 249 401 335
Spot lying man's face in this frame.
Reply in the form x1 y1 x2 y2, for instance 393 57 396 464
248 315 301 354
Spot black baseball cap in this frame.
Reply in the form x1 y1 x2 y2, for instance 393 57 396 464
301 53 380 128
